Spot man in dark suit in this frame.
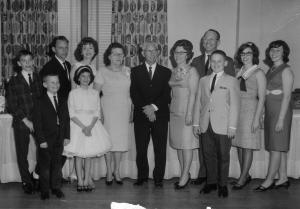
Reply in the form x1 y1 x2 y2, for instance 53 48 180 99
7 50 43 194
40 36 71 179
33 73 70 200
130 41 171 187
191 29 235 185
40 36 71 100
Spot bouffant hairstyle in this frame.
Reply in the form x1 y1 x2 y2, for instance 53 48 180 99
169 39 194 68
47 36 69 57
73 65 95 85
234 42 260 69
264 40 290 67
74 37 99 62
103 42 126 66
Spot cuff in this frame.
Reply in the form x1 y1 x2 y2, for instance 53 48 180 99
229 126 236 130
151 104 158 111
192 124 200 127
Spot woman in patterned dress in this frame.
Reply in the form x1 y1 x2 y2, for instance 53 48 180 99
232 42 266 189
255 40 293 191
169 39 199 189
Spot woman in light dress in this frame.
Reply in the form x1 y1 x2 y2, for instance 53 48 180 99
94 43 131 185
169 39 199 189
255 40 293 191
231 42 266 190
70 37 99 88
64 66 111 191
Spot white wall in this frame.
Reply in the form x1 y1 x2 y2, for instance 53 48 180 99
168 0 300 88
168 0 238 62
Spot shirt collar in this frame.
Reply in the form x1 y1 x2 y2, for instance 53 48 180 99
21 70 33 78
47 91 58 98
55 55 66 65
212 70 224 78
238 65 258 79
145 62 157 71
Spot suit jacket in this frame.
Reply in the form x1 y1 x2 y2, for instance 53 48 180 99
7 72 43 129
33 93 70 145
40 57 71 100
130 63 172 122
193 72 240 135
191 54 235 78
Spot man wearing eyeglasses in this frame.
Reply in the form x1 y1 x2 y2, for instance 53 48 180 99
190 29 235 186
130 41 171 187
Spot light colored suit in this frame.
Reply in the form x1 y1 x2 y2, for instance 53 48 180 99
194 72 240 135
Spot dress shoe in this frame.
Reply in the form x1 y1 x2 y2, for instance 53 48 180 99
105 180 113 185
154 181 163 188
40 192 50 200
200 184 217 194
232 176 252 190
51 189 65 198
61 177 71 184
175 174 191 190
191 177 206 185
218 186 228 198
134 178 148 186
22 183 34 194
31 173 40 192
274 180 290 189
254 182 274 192
113 173 123 185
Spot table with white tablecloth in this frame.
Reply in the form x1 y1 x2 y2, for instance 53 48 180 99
1 110 300 183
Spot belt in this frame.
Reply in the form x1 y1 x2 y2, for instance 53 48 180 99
266 89 282 95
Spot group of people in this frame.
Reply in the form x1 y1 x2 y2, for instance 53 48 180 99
6 28 294 200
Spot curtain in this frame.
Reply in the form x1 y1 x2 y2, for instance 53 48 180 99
111 0 168 68
0 0 58 79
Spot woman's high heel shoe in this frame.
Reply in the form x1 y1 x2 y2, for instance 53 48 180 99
112 173 123 185
175 174 191 190
254 182 274 192
274 181 290 189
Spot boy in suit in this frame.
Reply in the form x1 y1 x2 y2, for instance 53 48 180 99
191 29 235 185
7 50 43 194
130 41 171 187
193 50 240 197
33 72 70 200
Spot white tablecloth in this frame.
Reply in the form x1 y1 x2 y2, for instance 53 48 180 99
1 110 300 183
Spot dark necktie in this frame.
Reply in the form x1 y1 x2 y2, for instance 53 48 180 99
63 62 69 80
53 95 59 112
148 66 153 80
238 76 247 92
205 55 210 75
28 73 33 87
210 74 217 93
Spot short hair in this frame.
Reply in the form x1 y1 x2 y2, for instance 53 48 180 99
47 36 69 57
16 49 34 61
73 65 95 85
234 42 260 68
13 49 34 73
264 40 290 67
74 37 99 62
203 29 221 41
142 41 159 51
42 71 59 82
103 42 126 66
169 39 194 67
211 49 227 59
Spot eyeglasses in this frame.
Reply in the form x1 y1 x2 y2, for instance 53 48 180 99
174 51 187 55
240 52 253 57
111 53 124 57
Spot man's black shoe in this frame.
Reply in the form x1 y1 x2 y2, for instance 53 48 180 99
218 185 228 198
51 189 65 198
22 183 34 194
191 177 206 185
40 192 50 200
154 180 163 188
200 184 217 194
133 178 148 186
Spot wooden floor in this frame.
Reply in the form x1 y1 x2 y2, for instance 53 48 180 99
0 178 299 209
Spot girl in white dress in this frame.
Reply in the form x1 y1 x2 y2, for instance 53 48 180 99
64 65 111 191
